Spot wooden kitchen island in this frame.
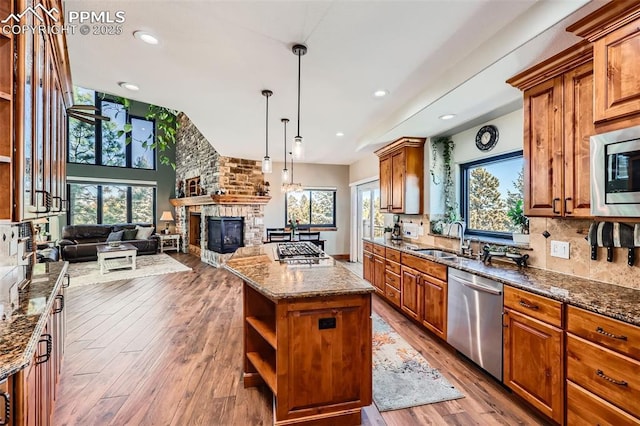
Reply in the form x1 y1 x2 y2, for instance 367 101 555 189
225 244 374 425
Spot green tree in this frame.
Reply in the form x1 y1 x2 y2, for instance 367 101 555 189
468 167 510 232
70 184 98 224
132 186 154 223
506 168 524 213
68 87 96 163
102 185 127 224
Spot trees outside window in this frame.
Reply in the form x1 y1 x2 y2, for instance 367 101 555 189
68 183 156 225
285 190 336 227
68 87 96 164
461 152 524 238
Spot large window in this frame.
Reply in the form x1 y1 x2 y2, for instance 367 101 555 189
460 151 524 239
68 182 156 225
67 87 155 169
285 189 336 228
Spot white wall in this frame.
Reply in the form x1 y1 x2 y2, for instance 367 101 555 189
264 162 350 255
348 153 379 184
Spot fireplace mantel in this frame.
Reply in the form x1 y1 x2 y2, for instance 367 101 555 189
170 194 272 207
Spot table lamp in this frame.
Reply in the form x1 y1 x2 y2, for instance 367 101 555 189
160 211 174 234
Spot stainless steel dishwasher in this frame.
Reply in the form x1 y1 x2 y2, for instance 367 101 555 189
447 267 503 381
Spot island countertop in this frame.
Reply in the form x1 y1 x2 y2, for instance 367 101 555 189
365 237 640 327
224 244 374 301
0 261 68 380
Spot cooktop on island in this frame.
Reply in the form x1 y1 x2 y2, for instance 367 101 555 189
274 242 332 267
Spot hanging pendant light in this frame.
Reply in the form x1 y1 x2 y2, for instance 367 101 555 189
292 44 307 160
281 118 290 184
261 89 273 174
288 150 303 193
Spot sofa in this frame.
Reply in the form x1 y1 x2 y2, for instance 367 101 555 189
59 223 159 262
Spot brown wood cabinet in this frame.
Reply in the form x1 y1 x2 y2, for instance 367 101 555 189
372 254 385 294
243 283 372 425
567 2 640 124
375 137 425 214
566 305 640 424
363 250 373 284
503 287 564 424
421 274 447 340
400 265 421 321
508 42 594 218
0 0 72 221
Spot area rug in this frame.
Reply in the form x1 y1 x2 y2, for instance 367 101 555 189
67 253 192 287
373 313 464 411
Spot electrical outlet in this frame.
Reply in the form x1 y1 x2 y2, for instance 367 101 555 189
418 226 424 236
550 240 570 259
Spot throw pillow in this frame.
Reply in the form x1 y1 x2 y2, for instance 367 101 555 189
106 230 124 242
135 225 155 240
122 229 138 240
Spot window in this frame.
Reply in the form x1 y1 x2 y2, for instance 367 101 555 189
285 189 336 228
67 86 155 169
460 151 524 239
68 182 156 225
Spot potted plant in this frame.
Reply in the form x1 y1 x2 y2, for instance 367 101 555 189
508 199 529 244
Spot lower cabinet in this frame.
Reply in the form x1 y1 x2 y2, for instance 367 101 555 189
372 255 385 294
421 275 447 340
503 287 564 424
400 266 421 321
362 250 373 283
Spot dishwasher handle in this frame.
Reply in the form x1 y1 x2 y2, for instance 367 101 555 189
454 276 502 295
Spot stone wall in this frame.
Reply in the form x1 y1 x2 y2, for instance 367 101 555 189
174 113 266 267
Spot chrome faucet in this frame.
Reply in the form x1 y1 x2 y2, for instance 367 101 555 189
451 221 469 255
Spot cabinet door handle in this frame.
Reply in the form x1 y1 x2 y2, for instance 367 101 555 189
0 391 9 425
54 294 64 314
596 327 627 341
552 198 560 214
36 334 52 365
564 197 572 214
52 196 63 213
63 273 70 288
596 369 628 386
518 300 539 310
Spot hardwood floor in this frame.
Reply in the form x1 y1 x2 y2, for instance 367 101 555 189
53 254 550 425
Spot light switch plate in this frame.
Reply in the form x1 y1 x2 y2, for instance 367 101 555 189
550 240 570 259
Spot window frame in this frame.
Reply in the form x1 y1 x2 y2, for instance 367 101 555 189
67 182 157 226
284 189 337 228
67 91 157 170
459 150 524 240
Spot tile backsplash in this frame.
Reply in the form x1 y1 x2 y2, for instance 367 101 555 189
394 214 640 290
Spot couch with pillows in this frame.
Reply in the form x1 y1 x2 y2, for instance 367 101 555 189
58 223 159 262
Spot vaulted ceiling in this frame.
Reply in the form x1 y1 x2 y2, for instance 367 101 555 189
64 0 606 165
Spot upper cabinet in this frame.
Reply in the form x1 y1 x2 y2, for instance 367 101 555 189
375 137 425 215
0 0 72 222
507 42 594 218
567 2 640 125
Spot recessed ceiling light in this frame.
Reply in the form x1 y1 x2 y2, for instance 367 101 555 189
119 82 139 91
336 132 344 137
439 114 456 120
373 90 388 98
133 31 159 45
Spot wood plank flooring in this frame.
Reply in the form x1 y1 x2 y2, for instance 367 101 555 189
53 254 550 425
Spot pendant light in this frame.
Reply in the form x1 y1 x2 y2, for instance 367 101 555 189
261 89 273 174
288 150 303 193
281 118 290 184
292 44 307 160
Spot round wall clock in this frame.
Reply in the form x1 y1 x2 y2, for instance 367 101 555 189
475 125 499 151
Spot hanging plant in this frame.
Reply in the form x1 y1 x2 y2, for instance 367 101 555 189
430 136 458 222
144 105 180 169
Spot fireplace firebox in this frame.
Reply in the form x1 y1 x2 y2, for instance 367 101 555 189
207 217 244 254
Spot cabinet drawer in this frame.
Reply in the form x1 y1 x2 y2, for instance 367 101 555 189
567 305 640 360
385 248 401 263
567 334 640 418
373 244 386 256
385 271 400 290
385 259 401 275
363 241 373 253
567 380 640 426
385 284 401 308
504 287 562 328
400 253 446 281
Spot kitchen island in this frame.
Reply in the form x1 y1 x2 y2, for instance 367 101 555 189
225 244 374 426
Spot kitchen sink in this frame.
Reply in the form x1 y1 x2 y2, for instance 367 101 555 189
412 249 457 260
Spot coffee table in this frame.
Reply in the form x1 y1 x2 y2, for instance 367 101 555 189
96 243 138 275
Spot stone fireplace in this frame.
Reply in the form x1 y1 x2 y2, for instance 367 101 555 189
172 113 270 267
207 216 244 254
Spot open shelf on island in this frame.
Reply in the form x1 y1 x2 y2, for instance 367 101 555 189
246 351 276 395
246 316 276 349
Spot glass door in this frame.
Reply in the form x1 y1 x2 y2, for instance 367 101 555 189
356 182 383 263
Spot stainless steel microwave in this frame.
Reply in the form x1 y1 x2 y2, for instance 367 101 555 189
591 125 640 217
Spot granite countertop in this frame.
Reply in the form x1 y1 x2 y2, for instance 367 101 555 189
366 237 640 327
0 261 68 380
224 244 374 301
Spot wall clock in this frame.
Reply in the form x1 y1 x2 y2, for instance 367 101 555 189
475 125 499 151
